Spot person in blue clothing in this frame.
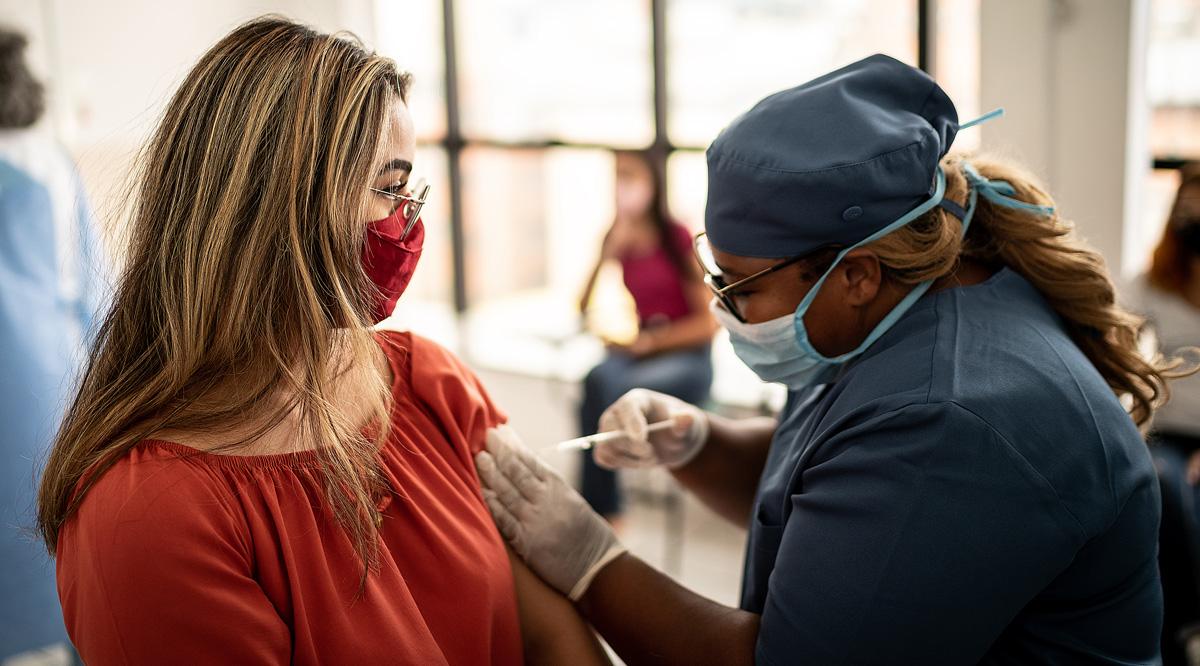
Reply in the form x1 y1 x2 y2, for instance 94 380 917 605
0 27 106 663
474 54 1194 664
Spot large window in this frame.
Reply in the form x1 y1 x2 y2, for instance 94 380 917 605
374 0 924 398
456 0 654 146
931 0 981 152
1148 0 1200 161
667 0 918 147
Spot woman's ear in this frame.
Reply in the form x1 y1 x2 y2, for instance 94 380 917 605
836 249 883 307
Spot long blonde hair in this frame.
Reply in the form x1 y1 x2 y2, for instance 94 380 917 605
38 17 411 576
865 153 1193 427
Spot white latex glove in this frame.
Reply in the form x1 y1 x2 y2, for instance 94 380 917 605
475 425 627 601
593 388 710 470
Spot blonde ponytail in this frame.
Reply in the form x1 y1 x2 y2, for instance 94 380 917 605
867 153 1196 428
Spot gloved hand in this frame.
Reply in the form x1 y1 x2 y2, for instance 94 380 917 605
593 388 710 470
475 425 627 600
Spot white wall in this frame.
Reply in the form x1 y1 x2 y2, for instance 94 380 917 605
979 0 1150 277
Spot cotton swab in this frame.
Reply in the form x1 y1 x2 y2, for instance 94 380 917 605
550 420 676 452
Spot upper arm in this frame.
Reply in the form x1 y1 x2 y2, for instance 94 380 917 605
60 466 290 664
403 333 507 455
507 547 610 665
756 403 1079 664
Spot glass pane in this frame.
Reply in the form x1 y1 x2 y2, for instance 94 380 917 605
375 0 447 141
667 149 707 236
1148 0 1200 158
460 147 615 302
934 0 982 153
667 0 919 147
455 0 654 145
458 147 635 374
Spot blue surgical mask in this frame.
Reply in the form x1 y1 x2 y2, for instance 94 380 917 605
715 161 1041 391
711 167 954 390
710 299 835 388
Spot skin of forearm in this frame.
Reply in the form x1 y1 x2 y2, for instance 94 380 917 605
577 553 759 666
671 414 777 527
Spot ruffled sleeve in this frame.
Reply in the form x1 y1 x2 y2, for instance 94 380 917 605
376 330 506 458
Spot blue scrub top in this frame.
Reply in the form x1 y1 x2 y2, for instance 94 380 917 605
742 268 1161 665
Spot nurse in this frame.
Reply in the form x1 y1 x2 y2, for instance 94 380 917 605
476 54 1188 664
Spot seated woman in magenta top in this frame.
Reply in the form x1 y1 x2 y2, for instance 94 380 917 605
36 18 608 665
577 151 718 519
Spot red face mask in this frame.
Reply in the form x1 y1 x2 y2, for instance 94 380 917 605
362 206 424 324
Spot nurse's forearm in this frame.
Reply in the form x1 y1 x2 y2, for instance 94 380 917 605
508 548 611 665
578 553 759 666
671 414 776 527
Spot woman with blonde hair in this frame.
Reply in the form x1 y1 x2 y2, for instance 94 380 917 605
37 17 606 664
476 54 1193 664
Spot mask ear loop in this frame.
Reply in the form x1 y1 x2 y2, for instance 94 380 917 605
953 108 1058 219
935 108 1005 221
959 107 1005 130
961 162 1056 217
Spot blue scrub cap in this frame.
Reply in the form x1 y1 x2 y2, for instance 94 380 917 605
705 54 964 259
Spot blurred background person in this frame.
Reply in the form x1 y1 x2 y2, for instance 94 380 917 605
0 25 105 664
576 150 716 522
1129 161 1200 666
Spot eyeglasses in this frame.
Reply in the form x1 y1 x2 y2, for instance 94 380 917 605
370 178 430 241
692 231 810 323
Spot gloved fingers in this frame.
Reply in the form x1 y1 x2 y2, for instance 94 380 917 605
487 424 549 482
486 424 523 450
485 427 544 501
595 408 624 446
474 450 529 512
666 408 695 438
495 424 550 483
595 400 655 467
597 408 621 439
613 390 653 442
480 487 524 551
592 437 657 469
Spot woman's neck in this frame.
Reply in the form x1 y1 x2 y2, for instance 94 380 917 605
148 335 391 455
928 257 997 294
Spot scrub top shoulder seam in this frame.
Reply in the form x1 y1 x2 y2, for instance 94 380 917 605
1024 317 1121 525
939 399 1090 541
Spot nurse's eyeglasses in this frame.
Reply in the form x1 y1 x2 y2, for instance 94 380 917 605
370 178 431 241
692 232 810 324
